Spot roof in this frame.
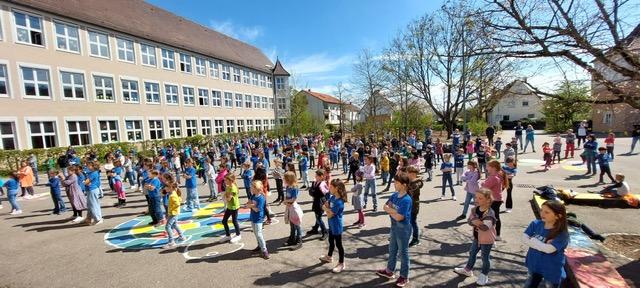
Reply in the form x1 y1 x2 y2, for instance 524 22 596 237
301 89 342 104
272 59 290 76
9 0 274 73
623 24 640 45
345 103 360 112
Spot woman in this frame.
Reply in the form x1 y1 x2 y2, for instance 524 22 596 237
523 125 536 153
61 165 87 223
17 161 35 198
583 135 598 176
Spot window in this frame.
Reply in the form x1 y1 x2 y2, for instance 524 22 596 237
67 121 91 146
121 79 139 103
168 119 181 138
185 120 197 137
277 98 286 110
255 119 262 131
214 120 224 134
198 88 209 106
527 114 535 119
149 120 163 140
267 76 273 88
261 96 268 109
252 72 258 86
195 58 206 76
259 74 266 87
93 75 114 101
245 94 252 108
54 21 79 53
201 120 211 135
116 38 135 63
269 98 274 110
221 64 230 80
243 70 250 84
237 119 245 133
224 92 233 107
270 119 275 129
263 119 269 131
211 90 221 107
226 119 235 133
60 71 85 99
14 11 43 46
247 120 254 132
0 122 17 150
603 111 613 124
21 67 50 98
235 93 243 107
144 82 160 104
1 64 10 97
140 44 157 66
88 31 110 58
161 49 175 70
183 86 195 105
253 95 260 109
522 101 529 107
165 84 178 105
179 53 192 73
276 77 285 90
125 120 143 142
502 115 510 121
209 61 219 78
28 121 56 148
98 120 119 143
233 67 241 83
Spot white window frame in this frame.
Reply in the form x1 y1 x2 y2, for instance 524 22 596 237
211 90 222 107
245 94 252 108
164 83 179 105
120 77 140 104
200 119 212 135
255 119 262 131
252 72 259 86
267 76 273 88
209 61 219 78
195 57 206 76
233 67 241 83
124 118 144 142
242 70 250 84
235 93 243 107
116 37 135 63
237 119 245 133
182 85 195 106
92 73 116 103
26 118 58 149
276 77 285 90
224 91 233 108
253 95 261 109
139 43 157 67
277 97 286 110
97 118 119 143
198 88 209 107
0 62 11 98
226 119 236 134
167 118 182 138
12 10 45 47
53 20 80 54
179 53 192 74
259 74 266 87
148 118 164 140
185 119 198 137
66 119 92 146
87 29 110 59
603 111 613 125
0 120 19 150
263 118 269 131
161 48 175 70
268 97 274 110
221 63 230 81
58 68 86 101
144 80 161 104
18 63 52 99
213 119 224 135
247 119 254 132
261 96 268 109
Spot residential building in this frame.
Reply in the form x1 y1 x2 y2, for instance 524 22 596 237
296 89 345 127
358 92 396 123
591 24 640 133
0 0 288 150
487 80 543 126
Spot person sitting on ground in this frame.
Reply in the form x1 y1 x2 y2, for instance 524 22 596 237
599 174 630 198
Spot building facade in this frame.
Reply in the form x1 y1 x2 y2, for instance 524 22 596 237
488 80 543 126
298 89 343 126
0 0 288 150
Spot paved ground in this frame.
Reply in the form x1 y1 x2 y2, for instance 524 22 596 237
1 131 638 288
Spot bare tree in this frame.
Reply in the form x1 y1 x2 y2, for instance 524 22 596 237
481 0 640 108
382 35 414 138
333 82 352 133
352 49 387 136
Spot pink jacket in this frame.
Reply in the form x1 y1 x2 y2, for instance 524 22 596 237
215 169 228 193
482 173 503 202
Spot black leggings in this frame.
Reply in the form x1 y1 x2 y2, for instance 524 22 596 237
222 209 240 236
275 179 284 201
328 234 344 263
347 169 357 185
505 179 514 209
20 186 34 197
73 209 83 217
491 201 503 236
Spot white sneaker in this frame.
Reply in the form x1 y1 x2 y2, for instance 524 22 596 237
93 219 104 225
219 235 232 243
10 210 23 215
230 235 242 243
505 209 512 213
440 195 446 200
495 236 502 241
452 196 457 201
476 273 489 286
71 216 84 223
130 185 138 190
453 267 473 277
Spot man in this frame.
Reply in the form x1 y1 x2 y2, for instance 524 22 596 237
485 125 495 146
629 124 640 154
424 126 433 145
514 122 524 150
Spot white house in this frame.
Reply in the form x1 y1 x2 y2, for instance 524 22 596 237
358 92 396 123
298 89 343 126
488 80 543 126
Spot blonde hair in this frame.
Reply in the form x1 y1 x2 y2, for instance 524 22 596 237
330 179 348 202
284 171 297 187
251 180 264 194
476 188 493 202
443 153 452 162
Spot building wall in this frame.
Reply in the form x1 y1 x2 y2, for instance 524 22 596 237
0 2 279 150
488 82 543 126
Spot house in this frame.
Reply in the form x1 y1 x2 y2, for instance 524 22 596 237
487 80 543 126
358 92 396 123
591 24 640 133
297 89 344 126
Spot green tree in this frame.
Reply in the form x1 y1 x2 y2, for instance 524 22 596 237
288 90 323 135
542 81 591 132
385 103 434 138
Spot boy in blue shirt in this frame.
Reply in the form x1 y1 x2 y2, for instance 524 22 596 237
454 149 465 185
4 173 22 214
596 147 614 184
300 152 310 189
48 170 67 215
145 170 164 226
183 159 200 211
241 162 255 200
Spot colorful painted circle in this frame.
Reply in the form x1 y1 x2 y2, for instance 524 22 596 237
516 158 546 167
104 202 250 249
562 160 588 171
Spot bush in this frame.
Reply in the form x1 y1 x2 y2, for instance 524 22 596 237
468 118 489 136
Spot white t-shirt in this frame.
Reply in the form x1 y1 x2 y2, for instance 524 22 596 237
577 124 587 136
618 181 630 196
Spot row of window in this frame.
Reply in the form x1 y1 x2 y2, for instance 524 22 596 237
0 63 275 109
0 118 276 150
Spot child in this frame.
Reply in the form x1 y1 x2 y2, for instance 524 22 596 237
363 155 378 211
482 160 508 241
221 173 241 243
604 132 615 160
253 166 273 225
523 200 570 287
4 172 22 214
457 161 480 221
380 152 390 186
476 146 487 177
503 142 516 160
440 153 455 200
205 158 219 201
435 138 444 163
84 161 103 226
552 134 562 164
406 166 423 247
565 129 576 159
542 143 552 171
283 171 304 250
423 146 434 181
48 170 67 215
351 171 365 228
347 152 360 185
454 149 465 186
61 166 87 223
109 169 126 207
466 140 475 161
454 188 497 286
241 162 254 200
309 169 328 240
494 138 503 159
376 172 413 287
300 152 310 189
319 179 348 273
503 157 518 213
596 147 614 184
145 170 164 227
215 164 228 203
247 180 269 259
162 174 186 249
600 174 630 197
183 159 200 211
271 159 285 205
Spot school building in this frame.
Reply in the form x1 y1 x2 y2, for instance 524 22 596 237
0 0 291 150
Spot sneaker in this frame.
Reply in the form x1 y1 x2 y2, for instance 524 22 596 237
456 214 466 221
452 196 457 201
93 219 103 225
453 267 473 277
163 242 176 249
71 216 84 223
319 255 333 263
358 223 366 228
505 209 512 213
230 235 242 244
10 210 23 215
409 240 420 247
395 276 409 287
261 251 270 260
376 269 395 279
440 195 446 200
495 236 502 241
319 234 328 241
219 235 232 243
130 185 138 190
332 263 345 273
476 273 489 286
291 241 303 250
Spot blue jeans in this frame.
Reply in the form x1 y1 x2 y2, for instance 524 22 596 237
461 192 475 216
364 179 378 209
301 169 309 187
208 176 219 198
410 213 419 241
585 153 597 174
252 222 266 251
7 189 20 211
87 188 102 221
51 189 67 214
524 273 562 288
125 171 136 187
32 166 39 185
631 136 639 153
523 137 535 152
289 223 304 241
342 162 348 174
174 168 181 184
516 134 523 149
186 187 200 210
381 171 389 185
387 222 411 278
465 239 492 275
165 216 184 242
149 195 164 223
441 173 455 196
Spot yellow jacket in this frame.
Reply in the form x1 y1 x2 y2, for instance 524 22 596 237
381 156 390 172
168 191 181 216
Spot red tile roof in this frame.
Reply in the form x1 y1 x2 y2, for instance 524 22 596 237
301 90 342 104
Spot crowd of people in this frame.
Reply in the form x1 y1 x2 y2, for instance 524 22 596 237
2 121 637 287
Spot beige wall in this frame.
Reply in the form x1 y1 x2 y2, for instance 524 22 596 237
0 2 278 150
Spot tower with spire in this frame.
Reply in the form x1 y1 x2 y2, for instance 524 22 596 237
271 58 291 126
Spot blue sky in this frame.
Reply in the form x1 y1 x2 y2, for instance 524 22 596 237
147 0 441 94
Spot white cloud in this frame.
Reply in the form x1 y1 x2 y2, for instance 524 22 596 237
209 20 264 42
287 53 353 75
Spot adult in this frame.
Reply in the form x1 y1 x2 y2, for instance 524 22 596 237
522 125 536 153
583 135 598 176
28 154 39 185
485 125 495 146
576 120 588 147
61 166 87 223
629 124 640 154
424 126 433 145
17 160 35 198
514 122 524 150
57 153 69 177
